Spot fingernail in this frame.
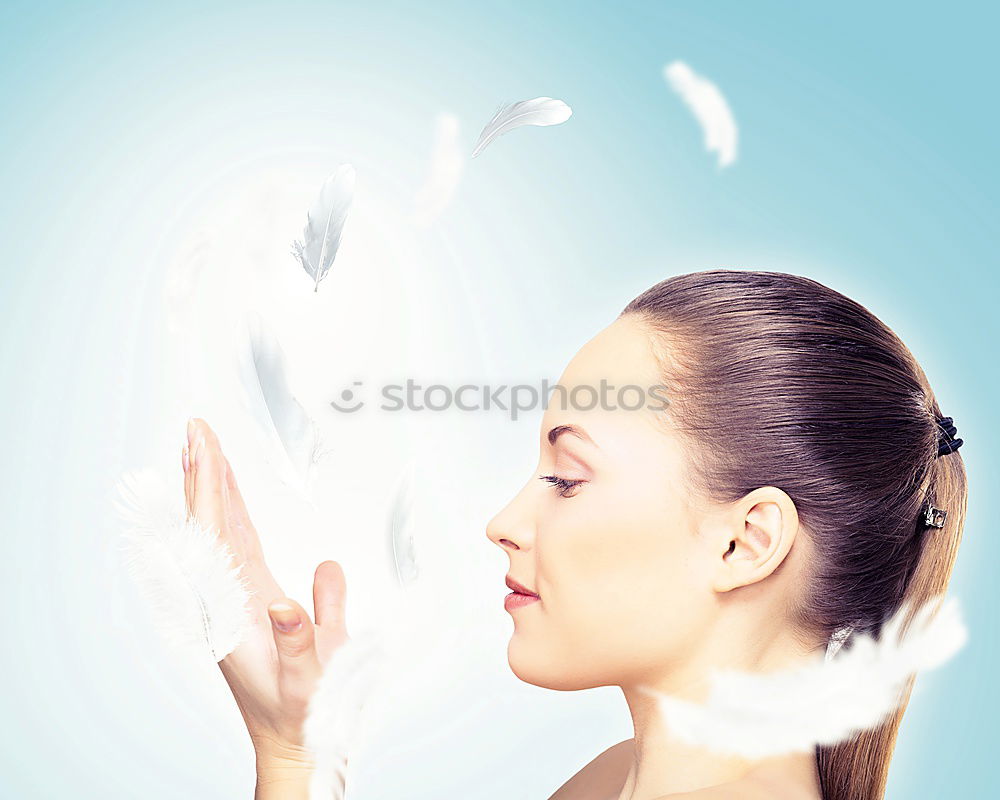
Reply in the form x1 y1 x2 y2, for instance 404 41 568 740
269 602 301 633
194 433 206 466
182 447 189 472
187 417 196 443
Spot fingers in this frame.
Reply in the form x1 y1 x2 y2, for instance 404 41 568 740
183 419 195 518
187 418 246 564
222 453 266 566
268 598 322 705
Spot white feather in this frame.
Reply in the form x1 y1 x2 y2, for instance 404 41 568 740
163 228 210 334
388 461 420 586
304 585 445 799
412 113 464 228
113 468 255 662
637 594 967 759
240 312 324 491
663 61 738 169
471 97 572 158
305 632 391 800
292 165 356 292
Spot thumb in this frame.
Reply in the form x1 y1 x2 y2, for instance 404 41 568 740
268 598 322 704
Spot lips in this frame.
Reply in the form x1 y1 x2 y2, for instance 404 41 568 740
505 575 539 597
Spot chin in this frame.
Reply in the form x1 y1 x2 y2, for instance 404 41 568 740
507 636 604 691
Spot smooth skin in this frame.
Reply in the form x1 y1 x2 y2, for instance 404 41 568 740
184 315 823 799
485 316 824 800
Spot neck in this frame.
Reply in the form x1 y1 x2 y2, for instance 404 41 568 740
614 624 825 800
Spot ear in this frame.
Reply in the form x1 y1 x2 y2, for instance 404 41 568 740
711 486 799 593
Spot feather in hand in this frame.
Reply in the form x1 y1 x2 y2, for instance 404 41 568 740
637 593 967 759
114 468 254 662
471 97 572 158
292 164 356 293
240 312 324 491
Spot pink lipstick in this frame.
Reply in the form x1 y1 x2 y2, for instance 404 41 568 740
504 574 540 612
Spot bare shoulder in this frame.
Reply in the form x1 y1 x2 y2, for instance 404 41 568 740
547 738 635 800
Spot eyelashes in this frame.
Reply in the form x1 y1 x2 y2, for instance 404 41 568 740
539 474 585 498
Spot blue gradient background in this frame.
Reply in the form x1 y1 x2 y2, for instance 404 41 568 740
1 1 996 798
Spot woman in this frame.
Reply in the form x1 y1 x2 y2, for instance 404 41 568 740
181 270 967 800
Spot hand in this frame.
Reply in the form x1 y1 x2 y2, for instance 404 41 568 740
183 418 349 778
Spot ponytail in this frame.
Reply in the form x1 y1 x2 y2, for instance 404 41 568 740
622 270 971 800
816 427 967 800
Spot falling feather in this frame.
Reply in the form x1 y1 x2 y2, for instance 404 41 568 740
240 312 323 491
412 112 464 228
113 468 254 662
292 164 355 293
663 61 738 169
637 594 967 759
471 97 572 158
304 586 444 800
388 461 420 586
305 632 392 800
164 228 211 334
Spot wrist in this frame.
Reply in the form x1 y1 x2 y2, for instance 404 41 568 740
254 771 311 800
253 734 315 787
254 753 314 800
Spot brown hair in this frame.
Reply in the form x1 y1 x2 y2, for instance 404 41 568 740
621 269 968 800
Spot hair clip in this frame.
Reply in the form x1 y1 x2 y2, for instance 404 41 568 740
936 415 964 457
924 503 948 529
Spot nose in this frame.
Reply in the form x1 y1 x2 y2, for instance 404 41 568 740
486 481 536 552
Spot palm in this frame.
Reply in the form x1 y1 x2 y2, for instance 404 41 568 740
183 419 348 752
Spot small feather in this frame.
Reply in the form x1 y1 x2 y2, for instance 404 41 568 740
637 594 968 758
113 468 254 662
388 461 420 586
304 586 443 800
663 61 738 168
240 312 323 490
471 97 572 158
412 113 464 228
305 632 392 800
292 165 356 292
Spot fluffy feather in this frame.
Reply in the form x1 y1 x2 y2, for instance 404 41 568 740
113 468 254 662
388 461 420 586
637 593 967 759
305 632 392 800
240 312 324 491
663 61 738 169
304 585 454 799
471 97 572 158
292 165 356 292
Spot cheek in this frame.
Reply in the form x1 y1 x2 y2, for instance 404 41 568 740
532 494 699 681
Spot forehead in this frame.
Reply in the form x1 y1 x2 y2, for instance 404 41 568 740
558 316 663 389
541 316 673 441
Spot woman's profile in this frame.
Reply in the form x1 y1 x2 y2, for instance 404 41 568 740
180 269 967 800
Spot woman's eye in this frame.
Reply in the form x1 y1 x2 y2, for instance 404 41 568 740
539 474 585 498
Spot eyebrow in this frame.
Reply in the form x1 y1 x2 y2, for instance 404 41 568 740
547 424 597 447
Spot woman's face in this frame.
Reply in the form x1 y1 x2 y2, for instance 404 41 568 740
487 315 721 691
